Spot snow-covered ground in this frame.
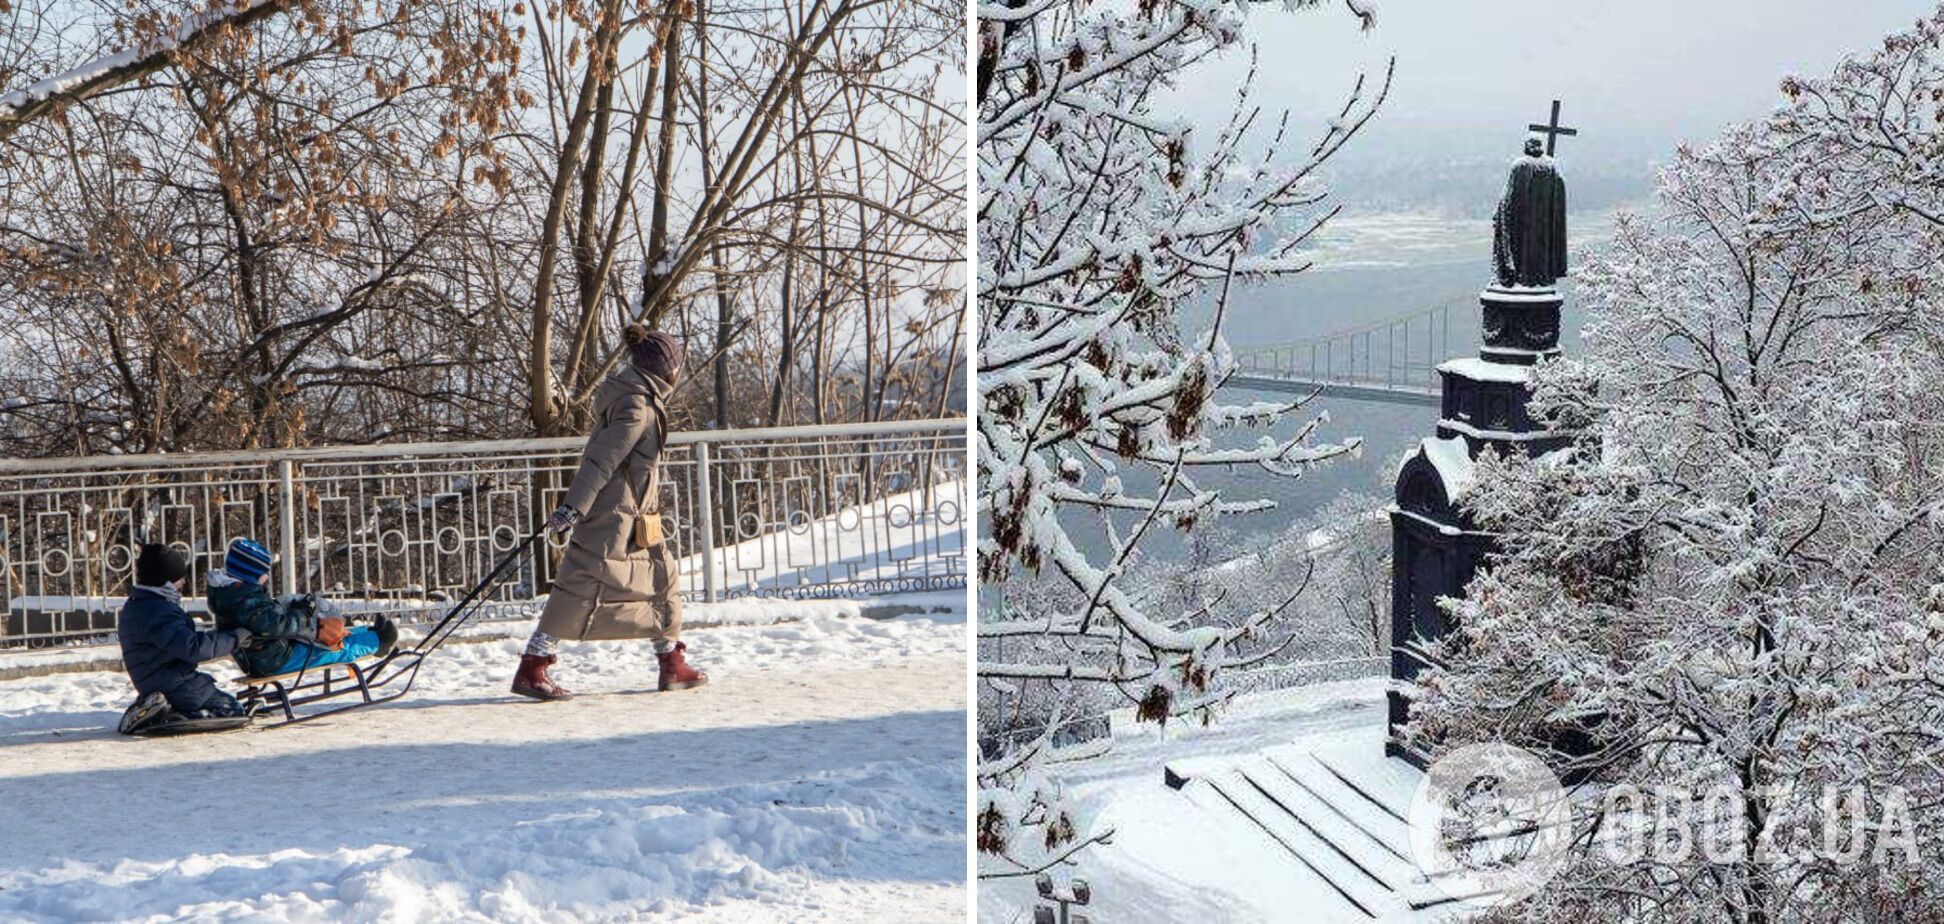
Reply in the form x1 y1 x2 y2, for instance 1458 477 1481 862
979 678 1429 923
0 595 955 678
0 592 968 922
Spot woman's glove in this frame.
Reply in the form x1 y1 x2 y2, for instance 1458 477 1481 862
229 626 254 648
546 504 582 535
315 616 348 651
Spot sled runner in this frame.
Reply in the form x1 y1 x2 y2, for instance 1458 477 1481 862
233 654 392 723
234 527 547 726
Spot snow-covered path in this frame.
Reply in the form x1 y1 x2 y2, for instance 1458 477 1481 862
0 597 967 922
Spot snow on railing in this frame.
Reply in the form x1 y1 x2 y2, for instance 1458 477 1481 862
0 419 967 649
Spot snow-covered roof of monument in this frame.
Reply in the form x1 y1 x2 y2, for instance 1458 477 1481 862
1417 435 1476 501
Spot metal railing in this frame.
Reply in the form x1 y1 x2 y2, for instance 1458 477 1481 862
0 419 967 649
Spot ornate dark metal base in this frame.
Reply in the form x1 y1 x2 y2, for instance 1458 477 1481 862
1479 285 1562 361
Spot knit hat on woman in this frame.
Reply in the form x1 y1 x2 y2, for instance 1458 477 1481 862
225 538 275 583
624 324 684 383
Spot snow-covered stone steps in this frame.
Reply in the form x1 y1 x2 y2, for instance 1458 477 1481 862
1237 760 1423 897
1265 747 1414 856
1256 761 1407 875
1168 741 1503 917
1190 770 1393 919
1297 747 1499 911
1178 779 1375 918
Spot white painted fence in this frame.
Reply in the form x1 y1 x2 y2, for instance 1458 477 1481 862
0 419 966 648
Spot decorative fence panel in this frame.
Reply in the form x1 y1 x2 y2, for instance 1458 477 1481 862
0 419 966 649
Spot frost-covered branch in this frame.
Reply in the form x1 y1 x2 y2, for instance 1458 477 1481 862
0 0 295 142
975 0 1382 880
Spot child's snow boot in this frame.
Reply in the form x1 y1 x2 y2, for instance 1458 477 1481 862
656 642 708 692
511 654 573 701
117 690 173 735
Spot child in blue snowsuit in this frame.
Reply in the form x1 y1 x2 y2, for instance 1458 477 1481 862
118 544 251 718
207 538 396 676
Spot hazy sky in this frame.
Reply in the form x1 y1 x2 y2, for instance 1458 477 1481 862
1183 0 1939 168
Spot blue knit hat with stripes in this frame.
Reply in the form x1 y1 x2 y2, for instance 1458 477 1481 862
225 538 275 583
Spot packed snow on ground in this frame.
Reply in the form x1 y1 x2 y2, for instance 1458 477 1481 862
979 678 1394 923
0 592 969 922
1 594 954 678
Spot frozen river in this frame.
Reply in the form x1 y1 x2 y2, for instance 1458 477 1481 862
1079 207 1622 560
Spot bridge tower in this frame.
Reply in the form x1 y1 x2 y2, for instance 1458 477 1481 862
1387 105 1578 764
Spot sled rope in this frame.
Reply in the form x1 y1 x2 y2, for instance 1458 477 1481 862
412 525 548 658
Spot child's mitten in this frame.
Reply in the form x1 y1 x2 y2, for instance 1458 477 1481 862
315 616 348 651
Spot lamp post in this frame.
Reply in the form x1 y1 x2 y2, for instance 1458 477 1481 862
1033 873 1092 924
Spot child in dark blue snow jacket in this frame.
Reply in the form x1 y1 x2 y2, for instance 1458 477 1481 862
207 538 397 677
117 544 250 716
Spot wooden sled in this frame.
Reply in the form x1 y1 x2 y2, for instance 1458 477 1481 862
233 650 425 726
232 527 545 727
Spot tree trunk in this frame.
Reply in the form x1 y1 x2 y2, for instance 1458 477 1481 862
527 7 620 435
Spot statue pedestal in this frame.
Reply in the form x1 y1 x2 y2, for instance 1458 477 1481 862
1434 357 1571 459
1478 285 1562 366
1388 280 1573 765
1387 435 1488 768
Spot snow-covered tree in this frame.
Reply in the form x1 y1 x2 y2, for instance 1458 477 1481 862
1293 491 1390 657
1411 16 1944 918
1768 8 1944 247
1132 490 1391 666
974 0 1386 879
0 0 963 453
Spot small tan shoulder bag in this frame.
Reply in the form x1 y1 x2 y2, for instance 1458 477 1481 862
630 390 670 551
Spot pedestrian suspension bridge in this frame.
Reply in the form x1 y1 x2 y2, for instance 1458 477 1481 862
1224 295 1475 407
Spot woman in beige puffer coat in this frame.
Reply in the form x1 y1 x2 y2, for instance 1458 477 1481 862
510 325 708 700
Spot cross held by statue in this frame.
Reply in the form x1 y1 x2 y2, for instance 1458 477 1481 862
1529 99 1578 156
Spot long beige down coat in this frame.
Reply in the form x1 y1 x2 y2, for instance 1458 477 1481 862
537 366 682 641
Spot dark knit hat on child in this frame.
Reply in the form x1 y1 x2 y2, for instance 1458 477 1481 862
135 543 190 586
226 538 275 583
624 324 684 383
